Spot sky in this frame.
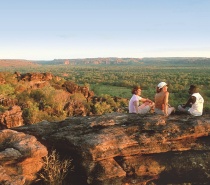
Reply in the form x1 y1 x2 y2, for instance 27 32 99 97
0 0 210 60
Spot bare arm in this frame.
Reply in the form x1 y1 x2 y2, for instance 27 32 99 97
141 98 154 104
182 96 196 108
133 101 139 113
163 92 169 116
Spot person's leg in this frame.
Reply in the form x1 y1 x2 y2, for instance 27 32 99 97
138 103 151 114
178 105 190 113
154 108 164 115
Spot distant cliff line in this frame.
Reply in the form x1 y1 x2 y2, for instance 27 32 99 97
1 57 210 67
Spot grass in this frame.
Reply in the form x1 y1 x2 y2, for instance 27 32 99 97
90 84 131 99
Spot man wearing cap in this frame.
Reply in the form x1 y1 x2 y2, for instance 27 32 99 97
129 85 154 114
155 82 175 116
178 85 204 116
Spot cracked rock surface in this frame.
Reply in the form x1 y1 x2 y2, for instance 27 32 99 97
13 112 210 185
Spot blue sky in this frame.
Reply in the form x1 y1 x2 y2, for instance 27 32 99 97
0 0 210 60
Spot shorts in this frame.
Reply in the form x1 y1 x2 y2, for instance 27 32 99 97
155 106 175 116
138 103 151 114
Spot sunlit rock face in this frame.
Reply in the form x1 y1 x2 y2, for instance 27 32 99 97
0 105 24 129
18 72 53 82
0 129 48 185
13 113 210 185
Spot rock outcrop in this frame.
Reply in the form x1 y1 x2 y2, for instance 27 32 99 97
62 81 94 100
0 129 48 185
0 105 24 129
15 72 53 90
0 97 17 107
12 113 210 185
0 72 128 125
18 72 53 82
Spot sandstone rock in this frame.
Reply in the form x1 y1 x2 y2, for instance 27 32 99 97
19 72 53 82
62 81 94 99
15 72 53 90
0 105 24 129
0 97 17 107
13 113 210 185
0 129 48 185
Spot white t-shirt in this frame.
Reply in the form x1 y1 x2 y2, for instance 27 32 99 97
189 93 204 116
129 94 142 113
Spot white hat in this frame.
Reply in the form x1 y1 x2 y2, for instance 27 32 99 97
157 82 167 88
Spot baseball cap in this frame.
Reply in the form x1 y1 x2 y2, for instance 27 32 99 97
157 82 167 88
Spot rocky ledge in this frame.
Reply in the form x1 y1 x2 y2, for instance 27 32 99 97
12 113 210 185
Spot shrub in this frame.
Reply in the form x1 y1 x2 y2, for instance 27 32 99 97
41 86 70 112
0 105 6 112
70 92 87 102
17 91 31 105
30 90 46 102
0 84 15 96
39 149 73 185
93 102 112 115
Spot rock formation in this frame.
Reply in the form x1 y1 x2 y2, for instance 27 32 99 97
0 96 17 107
15 72 53 90
62 81 94 100
0 105 24 129
12 113 210 185
0 129 48 185
18 72 53 82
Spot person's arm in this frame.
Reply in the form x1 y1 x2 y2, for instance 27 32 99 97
133 100 139 113
141 97 153 104
163 92 169 116
182 96 196 108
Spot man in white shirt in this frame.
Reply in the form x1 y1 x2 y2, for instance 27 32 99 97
178 85 204 116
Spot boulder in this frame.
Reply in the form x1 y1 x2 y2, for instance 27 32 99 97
0 105 24 129
0 129 48 185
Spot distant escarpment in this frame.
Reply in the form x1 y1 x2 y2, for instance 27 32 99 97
0 59 38 67
0 72 127 128
31 57 210 66
12 112 210 185
1 58 210 67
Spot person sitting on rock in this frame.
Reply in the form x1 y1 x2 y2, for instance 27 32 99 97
129 85 154 114
178 85 204 116
155 82 175 116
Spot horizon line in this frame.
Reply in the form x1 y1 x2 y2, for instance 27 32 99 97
0 56 209 61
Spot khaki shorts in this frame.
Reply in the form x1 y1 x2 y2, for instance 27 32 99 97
138 103 151 114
